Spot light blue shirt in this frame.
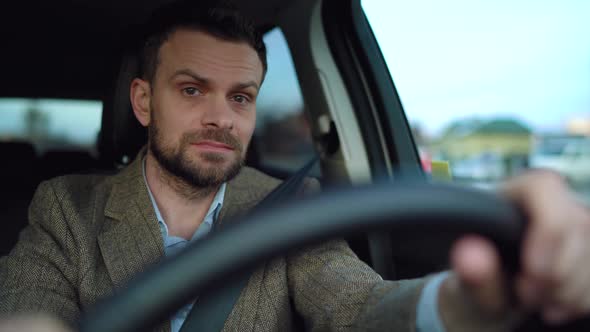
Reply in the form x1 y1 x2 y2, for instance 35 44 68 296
143 160 226 332
143 160 446 332
416 272 449 332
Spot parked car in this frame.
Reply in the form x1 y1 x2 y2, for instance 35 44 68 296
530 136 590 185
451 152 505 182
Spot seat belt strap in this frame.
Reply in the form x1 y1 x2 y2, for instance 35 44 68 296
179 157 318 332
178 268 252 332
252 156 319 211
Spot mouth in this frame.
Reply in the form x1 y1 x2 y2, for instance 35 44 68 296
190 140 235 153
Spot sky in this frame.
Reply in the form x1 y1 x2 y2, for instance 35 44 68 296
361 0 590 136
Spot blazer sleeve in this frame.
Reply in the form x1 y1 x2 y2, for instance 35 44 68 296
287 178 429 331
0 180 80 326
286 239 428 331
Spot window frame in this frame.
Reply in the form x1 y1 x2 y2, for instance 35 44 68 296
321 0 424 180
250 27 319 179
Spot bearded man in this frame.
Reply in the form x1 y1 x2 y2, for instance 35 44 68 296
3 2 590 332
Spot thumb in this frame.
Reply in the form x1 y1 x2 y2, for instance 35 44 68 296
451 235 509 315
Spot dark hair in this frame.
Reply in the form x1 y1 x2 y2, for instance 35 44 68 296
138 0 267 84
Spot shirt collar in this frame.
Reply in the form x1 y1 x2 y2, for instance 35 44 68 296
142 157 226 236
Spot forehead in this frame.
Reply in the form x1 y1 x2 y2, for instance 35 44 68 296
157 29 264 84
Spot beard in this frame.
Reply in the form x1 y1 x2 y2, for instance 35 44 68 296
148 114 245 191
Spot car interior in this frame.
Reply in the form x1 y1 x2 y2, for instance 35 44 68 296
1 0 424 278
2 0 588 331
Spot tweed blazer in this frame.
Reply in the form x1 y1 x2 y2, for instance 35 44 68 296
0 153 430 331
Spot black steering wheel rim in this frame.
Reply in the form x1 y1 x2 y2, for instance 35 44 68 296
80 181 527 332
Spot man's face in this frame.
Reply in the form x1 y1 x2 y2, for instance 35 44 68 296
147 29 263 188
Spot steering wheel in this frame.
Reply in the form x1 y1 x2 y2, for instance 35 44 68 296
79 181 587 331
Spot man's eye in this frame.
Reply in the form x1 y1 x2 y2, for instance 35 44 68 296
182 87 200 96
232 95 249 104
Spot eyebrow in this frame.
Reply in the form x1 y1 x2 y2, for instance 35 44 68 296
171 69 210 84
232 81 260 93
171 68 260 92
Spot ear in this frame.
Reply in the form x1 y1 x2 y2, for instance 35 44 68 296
130 78 151 127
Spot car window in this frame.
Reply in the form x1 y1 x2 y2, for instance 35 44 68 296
254 28 317 175
0 98 102 156
362 0 590 200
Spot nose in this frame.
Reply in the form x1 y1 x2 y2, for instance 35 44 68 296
201 95 234 130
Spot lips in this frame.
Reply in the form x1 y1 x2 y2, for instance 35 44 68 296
191 140 235 152
183 129 242 154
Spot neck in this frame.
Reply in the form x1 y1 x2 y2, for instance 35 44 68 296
145 151 219 239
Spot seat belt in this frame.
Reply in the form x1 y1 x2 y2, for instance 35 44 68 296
179 157 318 332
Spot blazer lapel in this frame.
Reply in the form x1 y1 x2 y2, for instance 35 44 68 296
95 162 280 331
216 167 281 228
98 154 165 290
214 168 281 331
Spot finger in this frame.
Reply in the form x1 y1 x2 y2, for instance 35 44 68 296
518 185 590 309
542 305 579 325
523 226 561 279
554 224 586 300
502 170 590 322
549 219 590 312
501 171 569 301
451 235 508 314
517 228 560 306
516 275 546 308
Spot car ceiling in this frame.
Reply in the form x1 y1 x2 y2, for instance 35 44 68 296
0 0 296 100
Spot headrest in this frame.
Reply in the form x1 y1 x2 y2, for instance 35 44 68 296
0 141 38 197
0 141 36 162
40 150 97 180
99 53 147 166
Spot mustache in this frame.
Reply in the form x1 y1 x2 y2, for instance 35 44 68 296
182 129 243 152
